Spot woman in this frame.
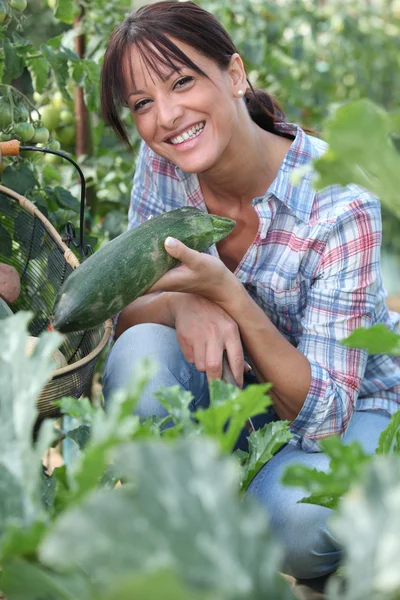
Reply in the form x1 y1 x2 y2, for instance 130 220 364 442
100 0 400 589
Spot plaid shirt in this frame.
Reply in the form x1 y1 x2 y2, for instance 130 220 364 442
128 122 400 452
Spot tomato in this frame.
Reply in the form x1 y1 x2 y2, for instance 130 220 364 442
32 127 50 144
40 104 60 132
48 140 61 151
52 91 63 111
0 0 8 22
14 122 35 142
57 125 75 148
0 104 12 130
60 109 74 125
44 152 62 165
10 0 27 11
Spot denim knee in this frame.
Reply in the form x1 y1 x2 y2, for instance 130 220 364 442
102 323 209 418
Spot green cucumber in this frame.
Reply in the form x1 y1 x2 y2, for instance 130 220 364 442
53 206 235 333
0 298 13 320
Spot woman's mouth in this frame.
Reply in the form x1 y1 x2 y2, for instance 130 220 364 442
169 121 205 145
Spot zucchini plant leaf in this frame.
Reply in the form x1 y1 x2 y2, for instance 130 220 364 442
1 557 95 600
341 323 400 355
376 408 400 455
240 421 292 491
282 436 371 510
327 457 400 600
313 99 400 220
98 569 216 600
0 313 62 543
39 440 295 599
194 381 273 453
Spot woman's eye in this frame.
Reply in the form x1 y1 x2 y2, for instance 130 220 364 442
133 98 151 112
174 76 193 89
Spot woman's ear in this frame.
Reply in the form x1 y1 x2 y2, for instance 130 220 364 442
227 53 247 94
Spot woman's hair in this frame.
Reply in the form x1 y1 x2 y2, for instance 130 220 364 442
101 0 291 148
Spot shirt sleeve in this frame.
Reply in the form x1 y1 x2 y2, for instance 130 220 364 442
290 194 383 452
127 141 164 231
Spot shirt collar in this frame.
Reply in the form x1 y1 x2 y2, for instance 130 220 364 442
265 122 322 223
174 122 323 224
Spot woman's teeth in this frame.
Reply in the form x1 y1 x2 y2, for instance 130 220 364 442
170 122 205 145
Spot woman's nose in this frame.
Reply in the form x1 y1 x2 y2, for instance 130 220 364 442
156 98 184 129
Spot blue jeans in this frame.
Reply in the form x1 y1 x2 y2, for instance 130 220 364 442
103 324 390 582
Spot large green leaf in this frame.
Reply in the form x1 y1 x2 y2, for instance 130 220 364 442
327 457 400 600
0 313 62 543
40 44 70 101
54 0 76 24
282 436 371 510
313 99 400 220
26 56 49 94
376 409 400 455
240 421 293 490
341 324 400 355
39 440 295 599
194 381 273 453
2 163 36 196
1 558 95 600
2 38 24 84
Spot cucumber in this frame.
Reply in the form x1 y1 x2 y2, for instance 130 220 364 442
53 206 235 333
0 297 13 320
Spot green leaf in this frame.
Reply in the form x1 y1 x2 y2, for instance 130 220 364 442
327 457 400 600
313 99 400 220
1 557 95 600
39 440 294 599
0 222 12 258
282 436 371 510
0 313 62 542
26 56 49 94
2 38 24 84
55 0 75 24
1 521 47 561
2 163 36 196
341 324 400 355
194 381 273 453
241 421 293 490
53 186 80 213
376 409 400 455
57 396 96 423
67 425 91 451
99 569 216 600
40 44 71 101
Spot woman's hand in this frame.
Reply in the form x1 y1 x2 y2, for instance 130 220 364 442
149 236 241 308
167 292 245 387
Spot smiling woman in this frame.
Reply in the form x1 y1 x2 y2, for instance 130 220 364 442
99 0 400 593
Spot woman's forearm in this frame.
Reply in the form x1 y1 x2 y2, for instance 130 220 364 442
220 282 312 421
115 291 176 340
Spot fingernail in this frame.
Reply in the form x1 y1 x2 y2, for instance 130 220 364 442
165 236 178 248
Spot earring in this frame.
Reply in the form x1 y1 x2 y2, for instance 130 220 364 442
237 89 244 97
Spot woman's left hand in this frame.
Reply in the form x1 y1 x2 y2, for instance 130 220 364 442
148 236 240 307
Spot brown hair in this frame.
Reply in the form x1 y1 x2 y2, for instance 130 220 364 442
101 0 292 148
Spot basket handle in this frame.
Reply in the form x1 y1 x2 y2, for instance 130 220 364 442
0 139 91 258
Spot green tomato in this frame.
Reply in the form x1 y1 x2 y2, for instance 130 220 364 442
14 122 35 142
44 152 62 165
52 91 63 111
0 104 12 130
0 0 8 22
48 140 61 151
57 125 75 148
59 109 74 125
10 0 27 11
40 104 60 132
32 127 50 145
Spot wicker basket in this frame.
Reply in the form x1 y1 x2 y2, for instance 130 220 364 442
0 184 112 419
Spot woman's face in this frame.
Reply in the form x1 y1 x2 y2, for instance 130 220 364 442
123 39 246 174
